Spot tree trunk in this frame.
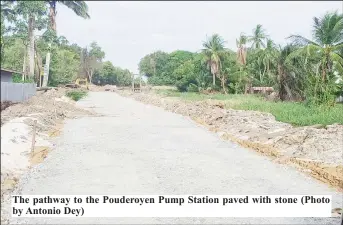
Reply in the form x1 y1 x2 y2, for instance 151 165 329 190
42 47 51 87
28 15 35 79
22 50 27 81
210 61 217 86
89 70 93 84
278 64 286 101
49 3 57 31
212 73 215 86
42 3 56 87
220 74 227 94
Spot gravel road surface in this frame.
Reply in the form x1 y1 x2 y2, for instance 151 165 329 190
8 92 343 224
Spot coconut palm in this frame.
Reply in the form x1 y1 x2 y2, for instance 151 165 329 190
202 34 226 86
42 1 90 87
248 24 268 49
288 11 343 82
236 33 247 66
47 1 90 31
261 39 278 80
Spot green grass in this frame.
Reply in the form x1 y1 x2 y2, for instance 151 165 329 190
65 90 88 101
155 90 343 126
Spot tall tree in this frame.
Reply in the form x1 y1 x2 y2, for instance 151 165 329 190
202 34 226 86
79 42 105 84
288 11 343 82
42 0 90 87
258 38 278 85
236 33 247 66
11 1 48 80
47 1 90 31
248 24 268 49
0 1 15 62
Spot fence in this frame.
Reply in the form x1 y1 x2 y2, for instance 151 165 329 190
1 82 36 103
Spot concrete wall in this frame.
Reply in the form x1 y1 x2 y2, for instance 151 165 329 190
1 82 36 103
0 71 13 82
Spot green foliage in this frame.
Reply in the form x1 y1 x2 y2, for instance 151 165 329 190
12 73 34 83
187 83 199 92
65 90 88 101
49 48 80 86
1 2 131 88
155 90 343 126
1 37 25 71
286 12 343 104
139 51 169 77
202 34 226 88
55 1 90 19
89 41 105 61
92 61 132 86
248 24 268 49
10 1 49 33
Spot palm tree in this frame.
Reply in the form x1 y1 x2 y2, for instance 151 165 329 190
202 34 226 86
42 1 90 87
259 39 279 84
248 24 268 49
236 33 247 66
275 44 307 101
288 11 343 82
47 1 90 31
235 33 251 93
276 44 295 101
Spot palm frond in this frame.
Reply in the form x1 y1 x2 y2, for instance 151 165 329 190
287 35 320 46
59 1 90 19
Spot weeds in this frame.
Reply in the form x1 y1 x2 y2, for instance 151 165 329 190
155 90 343 126
65 90 88 101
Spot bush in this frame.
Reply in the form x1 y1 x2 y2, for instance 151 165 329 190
65 90 88 101
12 73 35 83
175 79 189 92
187 83 199 92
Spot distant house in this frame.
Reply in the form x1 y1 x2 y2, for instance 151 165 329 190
0 68 21 83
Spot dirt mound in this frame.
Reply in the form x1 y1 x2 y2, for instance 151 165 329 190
118 91 343 190
1 88 95 130
1 87 97 224
88 84 118 92
1 101 15 112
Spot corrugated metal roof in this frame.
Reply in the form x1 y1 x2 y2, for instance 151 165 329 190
0 68 22 74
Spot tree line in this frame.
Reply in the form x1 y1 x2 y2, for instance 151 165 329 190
139 11 343 105
1 1 132 87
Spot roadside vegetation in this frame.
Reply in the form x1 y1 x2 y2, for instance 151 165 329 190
1 1 132 88
1 2 342 126
156 89 343 126
138 11 343 126
65 90 88 101
139 12 342 103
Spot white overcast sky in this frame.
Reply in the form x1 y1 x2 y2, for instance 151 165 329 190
55 1 343 74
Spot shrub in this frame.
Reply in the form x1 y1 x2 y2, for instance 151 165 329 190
12 73 35 83
187 83 199 92
65 90 88 101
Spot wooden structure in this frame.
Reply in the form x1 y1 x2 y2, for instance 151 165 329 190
249 87 274 94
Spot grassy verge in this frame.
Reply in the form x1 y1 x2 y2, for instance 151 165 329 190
155 90 343 126
65 90 88 101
